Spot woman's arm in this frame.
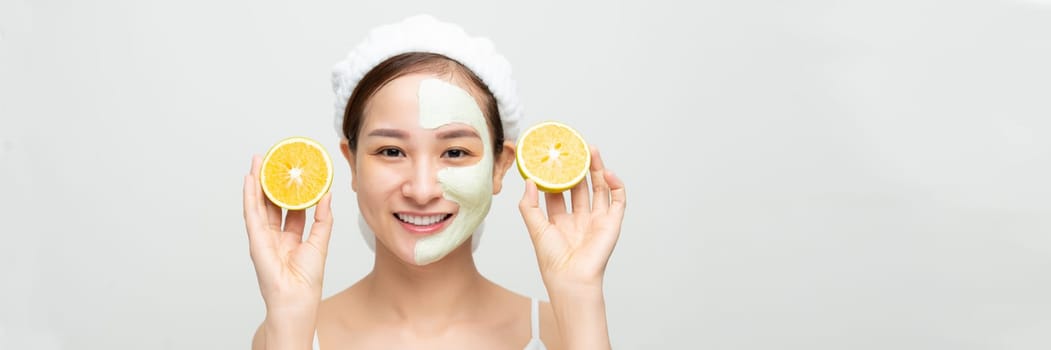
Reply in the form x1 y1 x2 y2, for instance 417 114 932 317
251 312 317 350
244 155 334 350
519 147 627 350
546 284 610 349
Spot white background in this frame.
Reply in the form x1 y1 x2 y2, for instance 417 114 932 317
2 0 1050 349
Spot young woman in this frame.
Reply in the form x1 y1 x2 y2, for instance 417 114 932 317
243 15 626 350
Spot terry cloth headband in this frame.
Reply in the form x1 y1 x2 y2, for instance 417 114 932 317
330 14 523 142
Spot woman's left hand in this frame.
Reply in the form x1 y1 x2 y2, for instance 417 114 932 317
519 146 627 289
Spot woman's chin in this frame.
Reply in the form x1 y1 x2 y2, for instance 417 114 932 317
380 233 462 266
395 240 433 266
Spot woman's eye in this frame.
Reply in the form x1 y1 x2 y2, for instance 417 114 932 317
379 148 404 157
444 149 467 158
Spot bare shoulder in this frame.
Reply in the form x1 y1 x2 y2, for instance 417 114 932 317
538 300 565 350
251 322 266 350
315 282 371 347
318 282 368 322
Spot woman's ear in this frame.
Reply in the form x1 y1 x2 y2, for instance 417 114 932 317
491 140 516 194
340 139 358 192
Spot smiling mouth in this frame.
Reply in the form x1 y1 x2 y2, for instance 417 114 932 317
394 213 453 226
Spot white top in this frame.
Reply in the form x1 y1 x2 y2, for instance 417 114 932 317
313 297 546 349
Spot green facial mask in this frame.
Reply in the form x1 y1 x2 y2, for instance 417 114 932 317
413 78 493 265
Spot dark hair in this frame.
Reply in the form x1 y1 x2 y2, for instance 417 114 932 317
342 52 504 155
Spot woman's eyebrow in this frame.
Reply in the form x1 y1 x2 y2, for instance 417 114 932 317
437 129 480 140
366 128 408 139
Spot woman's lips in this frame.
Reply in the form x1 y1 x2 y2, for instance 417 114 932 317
394 213 453 235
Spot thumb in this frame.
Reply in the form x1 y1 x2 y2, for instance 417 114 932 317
518 180 548 241
305 193 334 256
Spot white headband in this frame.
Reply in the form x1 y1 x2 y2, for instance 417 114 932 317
330 14 523 142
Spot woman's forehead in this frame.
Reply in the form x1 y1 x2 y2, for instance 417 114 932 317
360 74 486 136
364 74 488 121
362 74 426 122
365 74 483 122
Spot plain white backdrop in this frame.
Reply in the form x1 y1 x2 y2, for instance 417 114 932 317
2 0 1050 349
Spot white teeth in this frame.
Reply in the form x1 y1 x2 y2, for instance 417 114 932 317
396 213 448 226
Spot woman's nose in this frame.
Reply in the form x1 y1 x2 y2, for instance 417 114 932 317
402 160 443 205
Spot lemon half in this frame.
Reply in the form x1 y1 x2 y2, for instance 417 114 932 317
516 121 591 193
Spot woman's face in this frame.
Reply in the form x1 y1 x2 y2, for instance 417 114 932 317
343 73 512 265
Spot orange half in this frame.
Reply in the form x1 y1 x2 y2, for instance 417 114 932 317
260 136 333 210
516 121 591 193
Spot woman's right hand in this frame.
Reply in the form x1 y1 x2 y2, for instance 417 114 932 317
243 155 333 329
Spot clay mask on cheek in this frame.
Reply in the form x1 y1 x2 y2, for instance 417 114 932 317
413 78 494 265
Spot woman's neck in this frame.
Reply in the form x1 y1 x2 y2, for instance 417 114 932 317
363 242 492 324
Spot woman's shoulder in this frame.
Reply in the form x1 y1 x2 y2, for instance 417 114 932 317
315 281 563 349
317 282 369 324
314 283 373 348
488 284 564 349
